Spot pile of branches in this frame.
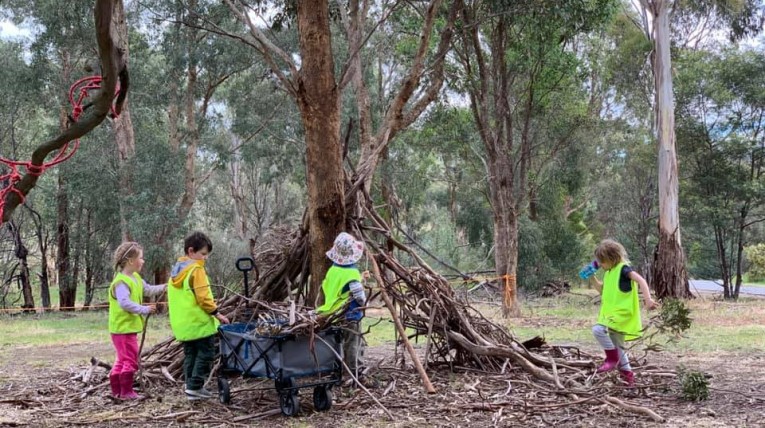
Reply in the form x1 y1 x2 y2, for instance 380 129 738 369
131 184 671 421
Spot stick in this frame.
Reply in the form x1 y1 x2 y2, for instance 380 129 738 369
160 365 176 383
423 303 437 370
90 356 112 370
369 255 436 394
315 335 395 421
549 356 564 390
137 313 151 391
602 396 665 422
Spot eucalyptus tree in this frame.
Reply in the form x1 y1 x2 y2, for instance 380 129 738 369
630 0 763 299
454 0 618 315
676 49 765 299
1 0 129 308
0 39 41 309
128 0 253 282
222 66 304 249
215 0 463 304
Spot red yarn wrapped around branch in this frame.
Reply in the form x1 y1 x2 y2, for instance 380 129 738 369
0 76 120 221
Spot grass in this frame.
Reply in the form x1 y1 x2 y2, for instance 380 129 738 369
494 289 765 354
740 273 765 287
1 289 763 372
0 310 174 368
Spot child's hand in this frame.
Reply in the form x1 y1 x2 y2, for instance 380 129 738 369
645 299 659 311
147 305 157 314
361 270 371 281
215 313 230 324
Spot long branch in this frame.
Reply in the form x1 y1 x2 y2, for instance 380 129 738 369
1 0 126 225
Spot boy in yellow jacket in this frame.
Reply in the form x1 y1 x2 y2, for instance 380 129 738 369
167 231 229 400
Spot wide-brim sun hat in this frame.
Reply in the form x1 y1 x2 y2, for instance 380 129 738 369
326 232 364 265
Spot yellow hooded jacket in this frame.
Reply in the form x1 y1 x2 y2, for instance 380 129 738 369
167 257 219 341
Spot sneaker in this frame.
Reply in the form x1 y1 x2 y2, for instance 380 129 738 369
185 388 213 399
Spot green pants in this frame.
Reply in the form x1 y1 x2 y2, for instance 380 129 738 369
343 320 365 375
182 335 216 390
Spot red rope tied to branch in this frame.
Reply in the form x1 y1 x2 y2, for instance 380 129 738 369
0 75 120 221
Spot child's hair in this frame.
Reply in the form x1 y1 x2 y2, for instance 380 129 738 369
113 241 143 271
594 239 629 266
184 231 213 255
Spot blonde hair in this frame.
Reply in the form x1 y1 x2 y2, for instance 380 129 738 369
113 241 143 271
594 239 629 266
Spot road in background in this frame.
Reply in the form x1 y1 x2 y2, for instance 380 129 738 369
689 279 765 296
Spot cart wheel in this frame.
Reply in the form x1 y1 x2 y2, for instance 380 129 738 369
218 377 231 405
275 377 295 393
280 393 300 416
313 385 332 411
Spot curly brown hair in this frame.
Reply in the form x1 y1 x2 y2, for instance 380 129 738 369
113 241 143 272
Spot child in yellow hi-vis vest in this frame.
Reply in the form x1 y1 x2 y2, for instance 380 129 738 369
315 232 368 380
167 231 229 401
589 239 658 386
108 242 166 400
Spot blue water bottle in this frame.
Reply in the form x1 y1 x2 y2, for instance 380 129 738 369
578 260 599 280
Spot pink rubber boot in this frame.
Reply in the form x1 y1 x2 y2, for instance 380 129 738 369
619 370 635 387
120 372 143 400
109 372 121 399
596 349 620 373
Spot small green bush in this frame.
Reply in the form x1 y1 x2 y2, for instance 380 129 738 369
677 366 710 401
744 244 765 281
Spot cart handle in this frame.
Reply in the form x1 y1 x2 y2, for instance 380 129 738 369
236 257 255 272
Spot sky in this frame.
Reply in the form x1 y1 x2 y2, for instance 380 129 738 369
0 19 31 40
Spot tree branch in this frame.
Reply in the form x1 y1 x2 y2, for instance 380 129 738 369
1 0 126 224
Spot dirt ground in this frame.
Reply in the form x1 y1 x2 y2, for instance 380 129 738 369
1 338 764 428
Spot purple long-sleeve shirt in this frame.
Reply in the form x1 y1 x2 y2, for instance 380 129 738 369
114 281 166 315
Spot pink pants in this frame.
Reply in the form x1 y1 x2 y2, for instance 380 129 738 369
111 333 139 375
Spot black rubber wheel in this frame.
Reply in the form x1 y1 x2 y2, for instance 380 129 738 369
313 385 332 411
217 377 231 405
279 393 300 416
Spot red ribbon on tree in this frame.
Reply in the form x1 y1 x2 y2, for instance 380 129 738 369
0 75 120 221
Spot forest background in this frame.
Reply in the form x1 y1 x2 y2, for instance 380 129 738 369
1 0 764 313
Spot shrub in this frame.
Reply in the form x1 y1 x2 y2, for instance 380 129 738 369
744 244 765 281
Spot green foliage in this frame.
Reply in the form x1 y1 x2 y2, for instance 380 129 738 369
655 299 693 336
744 244 765 281
677 365 710 401
676 48 765 288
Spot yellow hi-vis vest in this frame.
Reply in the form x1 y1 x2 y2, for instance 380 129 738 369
316 265 362 315
597 262 642 340
108 272 145 334
168 267 219 342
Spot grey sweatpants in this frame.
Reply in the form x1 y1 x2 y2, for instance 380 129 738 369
592 324 632 371
343 320 365 377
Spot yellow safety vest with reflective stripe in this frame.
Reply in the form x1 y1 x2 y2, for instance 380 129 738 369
108 272 145 334
597 262 642 340
316 265 362 315
167 267 219 341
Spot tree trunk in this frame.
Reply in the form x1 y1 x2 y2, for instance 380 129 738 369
733 204 748 299
461 12 522 316
229 135 249 240
112 0 134 240
490 151 521 317
647 0 690 299
28 207 51 309
8 221 34 310
57 169 74 310
296 0 344 307
713 226 731 298
83 210 95 309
